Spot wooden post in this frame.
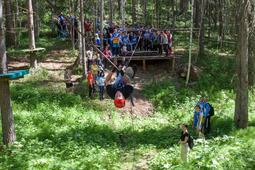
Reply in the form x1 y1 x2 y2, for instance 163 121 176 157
26 0 37 69
143 59 146 72
171 57 175 73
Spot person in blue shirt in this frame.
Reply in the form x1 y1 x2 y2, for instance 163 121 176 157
196 97 205 115
144 30 150 40
203 98 211 136
96 71 105 100
122 31 133 51
95 27 100 34
118 31 124 48
95 34 100 46
58 14 64 25
112 29 120 56
193 104 202 138
129 32 137 50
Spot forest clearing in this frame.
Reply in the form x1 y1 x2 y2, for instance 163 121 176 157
0 0 255 169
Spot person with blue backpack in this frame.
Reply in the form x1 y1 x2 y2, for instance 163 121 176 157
203 98 214 136
193 104 203 138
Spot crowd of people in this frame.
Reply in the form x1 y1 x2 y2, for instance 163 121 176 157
56 14 78 40
56 16 173 57
91 21 173 58
179 97 213 163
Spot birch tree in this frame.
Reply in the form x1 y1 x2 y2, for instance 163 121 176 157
185 0 194 86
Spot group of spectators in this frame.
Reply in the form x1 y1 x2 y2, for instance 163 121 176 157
91 21 173 58
56 14 78 41
179 97 213 163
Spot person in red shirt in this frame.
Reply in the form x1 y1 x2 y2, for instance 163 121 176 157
84 20 92 40
88 70 95 99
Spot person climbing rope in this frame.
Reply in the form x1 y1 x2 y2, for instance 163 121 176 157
105 64 137 108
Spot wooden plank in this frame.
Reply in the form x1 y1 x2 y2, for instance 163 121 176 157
0 76 24 82
20 48 45 53
143 59 146 72
0 70 29 79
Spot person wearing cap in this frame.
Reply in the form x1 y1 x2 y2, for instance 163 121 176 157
105 64 137 108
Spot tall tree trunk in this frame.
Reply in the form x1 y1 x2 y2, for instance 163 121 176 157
33 0 39 40
208 0 211 38
94 0 98 38
214 0 217 28
69 0 75 50
80 0 87 78
51 0 55 35
234 0 249 129
158 0 161 28
171 0 175 27
100 0 104 50
14 0 18 47
0 0 16 146
132 0 136 27
156 0 158 28
199 0 205 55
194 0 200 28
4 0 14 47
219 0 225 47
143 0 146 26
186 0 194 86
26 0 37 69
122 0 125 30
112 0 115 20
109 0 112 22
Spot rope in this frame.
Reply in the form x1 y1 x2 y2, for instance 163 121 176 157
130 101 136 169
127 35 141 66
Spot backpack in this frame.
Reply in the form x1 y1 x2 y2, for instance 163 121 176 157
208 103 214 116
188 135 194 149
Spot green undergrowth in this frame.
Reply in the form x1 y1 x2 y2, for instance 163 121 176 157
0 67 253 169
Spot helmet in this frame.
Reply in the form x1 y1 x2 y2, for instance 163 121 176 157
114 99 125 108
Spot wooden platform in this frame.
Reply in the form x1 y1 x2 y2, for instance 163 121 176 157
20 48 45 54
116 55 182 72
0 70 30 81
